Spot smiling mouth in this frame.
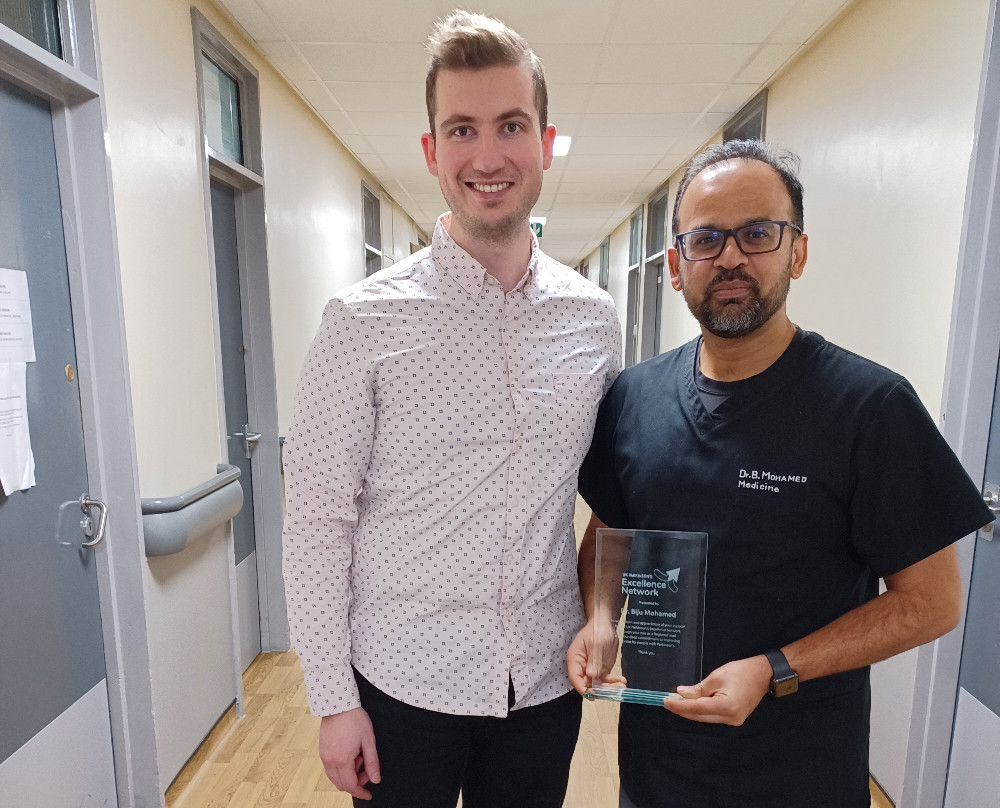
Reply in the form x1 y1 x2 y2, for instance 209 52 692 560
468 182 512 193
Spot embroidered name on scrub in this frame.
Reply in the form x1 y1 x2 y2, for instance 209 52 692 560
738 469 809 493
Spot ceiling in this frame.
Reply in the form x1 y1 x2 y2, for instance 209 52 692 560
217 0 854 266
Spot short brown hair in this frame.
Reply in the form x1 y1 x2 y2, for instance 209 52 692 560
425 10 548 135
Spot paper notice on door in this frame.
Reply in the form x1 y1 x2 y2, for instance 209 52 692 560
0 362 35 494
0 267 36 363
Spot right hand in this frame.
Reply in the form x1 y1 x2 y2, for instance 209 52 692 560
566 618 625 695
318 708 381 800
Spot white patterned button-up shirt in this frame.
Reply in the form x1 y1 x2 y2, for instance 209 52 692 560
282 215 621 718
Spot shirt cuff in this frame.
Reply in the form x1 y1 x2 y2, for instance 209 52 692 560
302 663 362 717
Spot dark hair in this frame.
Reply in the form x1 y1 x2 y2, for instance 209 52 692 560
425 10 547 135
672 140 804 236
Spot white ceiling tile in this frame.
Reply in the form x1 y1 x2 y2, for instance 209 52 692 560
338 133 374 153
598 44 757 84
548 84 592 115
609 0 799 45
318 109 359 135
258 41 315 81
362 135 425 155
569 136 676 155
325 82 427 113
531 44 601 85
254 0 440 42
351 111 429 137
296 42 428 82
217 0 284 41
567 153 664 171
295 80 341 111
577 113 703 138
735 43 803 84
380 152 432 172
771 0 854 43
587 83 727 115
486 0 619 44
709 84 763 115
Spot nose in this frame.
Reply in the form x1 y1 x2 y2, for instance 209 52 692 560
715 233 748 268
471 132 505 174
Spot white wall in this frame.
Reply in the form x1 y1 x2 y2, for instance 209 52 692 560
588 0 992 799
761 0 991 796
95 0 425 788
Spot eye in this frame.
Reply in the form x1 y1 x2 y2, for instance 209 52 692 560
743 226 770 240
452 126 472 138
503 122 523 134
692 231 721 247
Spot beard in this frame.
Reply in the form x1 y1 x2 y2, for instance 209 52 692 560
442 174 542 248
682 259 793 339
450 204 531 247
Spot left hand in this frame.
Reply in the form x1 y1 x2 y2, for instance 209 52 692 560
663 655 772 726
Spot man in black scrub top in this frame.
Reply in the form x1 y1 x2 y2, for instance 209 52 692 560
567 139 994 808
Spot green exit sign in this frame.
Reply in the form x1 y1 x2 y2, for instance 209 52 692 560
530 221 543 238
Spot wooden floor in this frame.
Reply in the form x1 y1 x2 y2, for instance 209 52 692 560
166 497 888 807
164 649 619 808
166 649 890 808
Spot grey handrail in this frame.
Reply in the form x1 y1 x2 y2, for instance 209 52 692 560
142 464 244 557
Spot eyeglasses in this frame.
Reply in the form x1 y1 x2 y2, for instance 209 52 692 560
674 220 802 261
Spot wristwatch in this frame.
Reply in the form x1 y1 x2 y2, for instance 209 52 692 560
764 649 798 697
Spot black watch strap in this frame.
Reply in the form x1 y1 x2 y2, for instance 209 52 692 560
764 648 798 697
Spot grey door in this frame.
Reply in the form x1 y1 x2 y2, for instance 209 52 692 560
0 79 115 803
624 267 641 368
210 181 260 668
640 260 664 361
945 348 1000 807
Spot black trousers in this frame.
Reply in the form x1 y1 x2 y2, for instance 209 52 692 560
353 670 582 808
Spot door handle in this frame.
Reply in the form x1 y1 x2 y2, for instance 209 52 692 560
981 484 1000 540
80 495 108 548
232 423 262 459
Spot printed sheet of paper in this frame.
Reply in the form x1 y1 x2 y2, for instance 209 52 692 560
0 362 36 495
0 267 36 363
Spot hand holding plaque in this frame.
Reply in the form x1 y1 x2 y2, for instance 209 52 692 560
585 528 708 705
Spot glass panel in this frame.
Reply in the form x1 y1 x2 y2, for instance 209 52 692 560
647 196 666 255
599 239 610 290
0 0 61 56
629 211 642 266
202 54 243 164
362 188 381 248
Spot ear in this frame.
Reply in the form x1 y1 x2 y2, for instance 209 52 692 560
541 124 556 170
668 247 683 291
421 131 438 177
790 233 807 280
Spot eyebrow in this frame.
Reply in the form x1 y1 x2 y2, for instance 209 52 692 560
438 107 535 132
686 216 779 231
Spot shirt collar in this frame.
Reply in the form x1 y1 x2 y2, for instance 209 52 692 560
431 213 540 299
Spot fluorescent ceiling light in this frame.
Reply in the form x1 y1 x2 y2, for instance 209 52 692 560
553 136 572 157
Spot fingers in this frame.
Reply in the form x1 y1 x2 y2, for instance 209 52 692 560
318 709 380 799
332 761 371 800
566 631 591 694
360 727 381 786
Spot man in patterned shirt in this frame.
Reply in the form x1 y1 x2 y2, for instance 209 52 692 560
282 10 620 807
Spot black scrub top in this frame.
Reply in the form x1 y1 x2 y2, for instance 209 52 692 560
579 331 992 808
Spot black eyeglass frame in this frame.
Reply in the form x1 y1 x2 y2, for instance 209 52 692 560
674 220 803 261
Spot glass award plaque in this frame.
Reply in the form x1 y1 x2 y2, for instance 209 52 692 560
585 528 708 705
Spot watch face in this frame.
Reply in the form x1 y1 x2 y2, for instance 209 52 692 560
772 675 798 698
